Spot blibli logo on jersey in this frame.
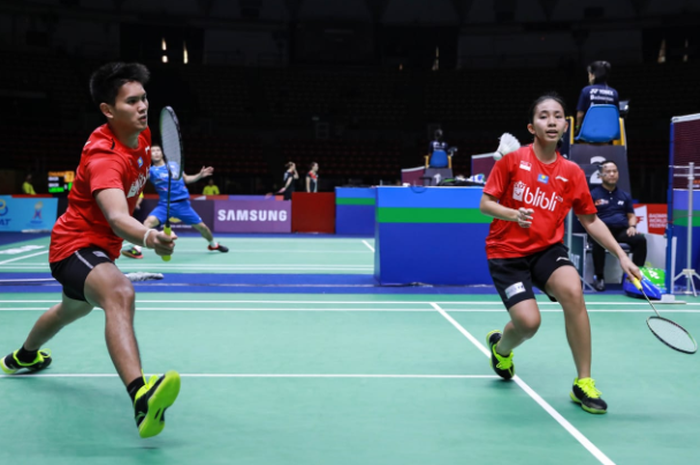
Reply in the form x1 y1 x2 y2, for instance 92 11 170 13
512 182 558 211
127 173 148 198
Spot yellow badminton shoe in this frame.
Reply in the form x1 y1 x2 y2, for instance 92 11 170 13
133 371 181 438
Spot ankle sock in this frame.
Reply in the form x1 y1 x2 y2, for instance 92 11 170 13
16 345 38 364
127 376 146 403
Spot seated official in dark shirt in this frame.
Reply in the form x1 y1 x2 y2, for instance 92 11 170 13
429 129 448 155
589 160 646 291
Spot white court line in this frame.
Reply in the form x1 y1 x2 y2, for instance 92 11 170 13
0 267 374 272
173 250 367 254
362 240 375 252
172 239 374 243
1 299 698 307
1 264 372 268
2 307 700 313
1 264 373 269
0 250 48 265
430 302 615 465
1 373 498 380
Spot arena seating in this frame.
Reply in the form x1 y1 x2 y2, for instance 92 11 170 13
2 48 697 199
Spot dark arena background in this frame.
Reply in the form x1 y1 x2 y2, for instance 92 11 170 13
1 1 700 464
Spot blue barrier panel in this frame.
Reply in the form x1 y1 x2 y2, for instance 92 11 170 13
335 188 375 235
0 196 58 232
374 186 492 285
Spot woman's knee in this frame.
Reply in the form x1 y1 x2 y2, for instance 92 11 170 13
510 303 542 338
554 282 584 307
514 313 541 338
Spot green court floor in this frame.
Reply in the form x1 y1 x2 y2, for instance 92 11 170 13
2 292 700 465
0 236 376 274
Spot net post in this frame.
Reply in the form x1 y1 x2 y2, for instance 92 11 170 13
687 162 694 294
665 120 675 293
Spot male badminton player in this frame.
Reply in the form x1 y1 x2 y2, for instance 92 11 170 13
0 62 181 438
480 94 642 414
121 144 227 258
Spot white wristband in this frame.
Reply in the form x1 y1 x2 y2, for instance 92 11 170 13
143 229 155 248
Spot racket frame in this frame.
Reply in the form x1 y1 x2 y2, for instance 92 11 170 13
632 277 697 354
159 106 184 262
646 315 698 354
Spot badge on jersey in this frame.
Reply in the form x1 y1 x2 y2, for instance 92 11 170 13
537 174 549 184
137 157 143 168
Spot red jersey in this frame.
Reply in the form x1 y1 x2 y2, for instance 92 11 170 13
49 124 152 263
483 145 596 259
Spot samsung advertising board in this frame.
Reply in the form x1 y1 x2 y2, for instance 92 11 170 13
214 200 291 233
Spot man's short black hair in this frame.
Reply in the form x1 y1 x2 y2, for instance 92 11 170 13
89 62 150 108
599 160 618 171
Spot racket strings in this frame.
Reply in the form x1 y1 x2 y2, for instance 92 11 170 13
160 109 182 180
647 317 698 353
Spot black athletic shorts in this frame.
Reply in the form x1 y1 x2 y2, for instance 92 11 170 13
49 246 113 302
488 242 576 309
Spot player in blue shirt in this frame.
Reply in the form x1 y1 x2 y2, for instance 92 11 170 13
575 61 619 134
122 144 228 258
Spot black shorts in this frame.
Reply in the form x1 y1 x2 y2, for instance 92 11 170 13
49 246 113 302
488 243 575 309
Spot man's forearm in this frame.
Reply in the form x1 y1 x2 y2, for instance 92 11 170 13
183 174 200 184
109 214 153 247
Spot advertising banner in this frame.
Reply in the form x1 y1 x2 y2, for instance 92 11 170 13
214 200 291 233
633 204 667 235
0 196 58 232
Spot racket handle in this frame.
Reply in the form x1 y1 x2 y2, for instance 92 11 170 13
630 276 642 291
162 226 172 262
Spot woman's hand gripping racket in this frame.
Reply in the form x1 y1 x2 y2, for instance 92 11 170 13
159 106 184 262
631 277 697 354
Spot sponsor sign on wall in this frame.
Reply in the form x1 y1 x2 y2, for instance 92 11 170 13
633 204 667 235
214 200 291 233
0 196 58 232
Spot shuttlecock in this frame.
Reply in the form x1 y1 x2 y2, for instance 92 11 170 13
493 133 521 160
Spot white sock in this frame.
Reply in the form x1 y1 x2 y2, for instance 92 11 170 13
209 241 217 247
133 245 142 252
